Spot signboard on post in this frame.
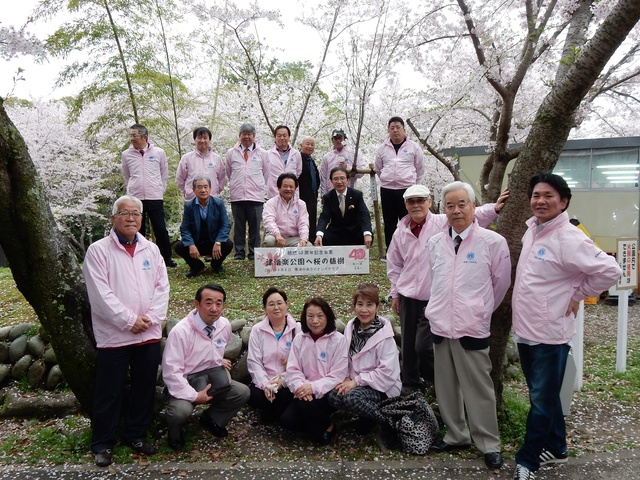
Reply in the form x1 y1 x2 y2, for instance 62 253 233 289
254 246 370 277
617 238 638 290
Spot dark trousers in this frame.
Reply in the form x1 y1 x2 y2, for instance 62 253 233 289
174 239 233 271
91 341 161 452
248 383 294 423
231 201 263 259
301 194 318 240
516 342 570 471
140 199 173 262
380 187 408 250
399 295 434 388
280 396 334 443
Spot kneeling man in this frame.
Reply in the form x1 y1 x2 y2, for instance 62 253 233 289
174 176 233 277
162 284 250 450
425 181 511 471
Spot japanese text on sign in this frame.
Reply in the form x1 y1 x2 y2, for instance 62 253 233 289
617 238 638 290
254 246 370 277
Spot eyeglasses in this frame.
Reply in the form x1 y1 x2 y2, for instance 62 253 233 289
406 198 427 205
444 201 471 211
332 176 348 182
115 211 142 218
129 134 143 138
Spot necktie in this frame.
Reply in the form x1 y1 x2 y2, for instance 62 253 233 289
454 235 462 254
204 325 214 338
339 194 345 216
139 150 145 157
243 148 249 161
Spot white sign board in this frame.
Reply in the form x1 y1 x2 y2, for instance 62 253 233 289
254 246 370 277
617 238 638 290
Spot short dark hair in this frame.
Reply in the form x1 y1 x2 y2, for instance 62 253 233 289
300 297 336 334
192 175 212 189
195 284 226 302
329 166 348 181
274 125 291 137
388 116 404 128
193 127 212 140
528 172 572 210
130 123 148 136
262 287 288 307
277 172 299 189
352 283 380 308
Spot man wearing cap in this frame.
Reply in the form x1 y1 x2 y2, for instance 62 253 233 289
320 129 364 196
314 167 373 248
387 184 508 395
374 117 425 251
225 123 270 261
298 136 321 236
266 125 302 199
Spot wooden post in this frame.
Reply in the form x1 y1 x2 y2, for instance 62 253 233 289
358 164 384 260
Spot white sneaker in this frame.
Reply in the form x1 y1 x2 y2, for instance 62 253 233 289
513 464 535 480
539 448 568 465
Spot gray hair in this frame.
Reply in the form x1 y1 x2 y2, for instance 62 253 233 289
192 175 212 189
112 195 143 215
129 124 148 137
239 123 256 135
441 181 475 203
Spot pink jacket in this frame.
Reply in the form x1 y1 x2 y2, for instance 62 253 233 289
342 317 401 398
247 313 301 390
262 194 310 241
374 137 425 189
176 149 225 200
320 145 365 196
82 229 169 349
425 221 511 339
266 145 302 198
512 212 621 344
121 143 168 200
286 330 348 399
387 205 499 300
162 310 231 402
225 142 270 203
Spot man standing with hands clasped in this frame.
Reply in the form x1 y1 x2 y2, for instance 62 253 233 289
425 181 510 471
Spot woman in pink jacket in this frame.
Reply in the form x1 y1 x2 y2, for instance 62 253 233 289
247 287 300 423
281 297 348 445
328 283 401 434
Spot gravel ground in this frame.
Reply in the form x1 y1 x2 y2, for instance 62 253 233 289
0 302 638 467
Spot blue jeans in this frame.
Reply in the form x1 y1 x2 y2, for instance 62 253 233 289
515 342 570 471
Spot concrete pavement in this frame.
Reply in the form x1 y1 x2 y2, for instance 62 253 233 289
1 449 639 479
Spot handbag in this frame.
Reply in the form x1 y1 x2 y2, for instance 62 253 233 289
374 391 439 455
187 365 232 397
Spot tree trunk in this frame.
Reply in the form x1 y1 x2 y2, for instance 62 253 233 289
0 97 96 412
490 0 640 407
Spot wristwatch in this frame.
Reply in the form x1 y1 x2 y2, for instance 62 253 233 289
214 242 221 246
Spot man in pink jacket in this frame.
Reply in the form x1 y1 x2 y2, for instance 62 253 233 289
121 124 176 267
225 123 270 260
175 127 225 201
320 129 364 196
511 173 621 480
374 117 425 251
387 184 508 395
262 173 310 247
162 284 250 451
82 195 170 467
425 181 510 471
266 125 302 199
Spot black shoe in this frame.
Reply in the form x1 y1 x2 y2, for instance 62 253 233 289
166 259 178 268
353 417 374 435
484 452 504 469
200 415 228 438
317 427 336 446
185 264 204 278
211 264 225 274
126 439 157 455
233 255 245 260
94 449 112 467
431 438 471 453
168 433 185 451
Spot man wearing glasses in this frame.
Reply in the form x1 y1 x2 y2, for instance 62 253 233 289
121 123 177 267
314 166 372 247
82 195 170 467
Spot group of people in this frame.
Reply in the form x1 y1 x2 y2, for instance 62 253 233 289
121 117 425 277
89 118 622 480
